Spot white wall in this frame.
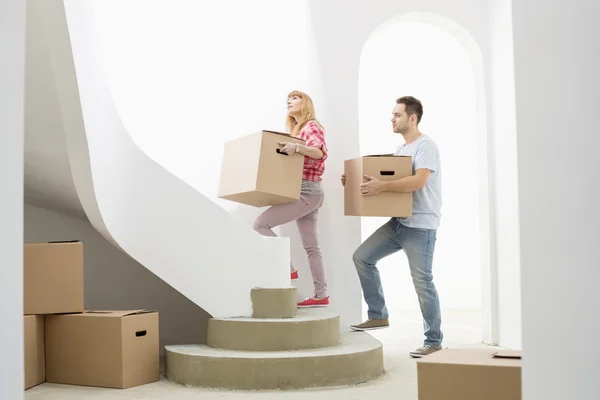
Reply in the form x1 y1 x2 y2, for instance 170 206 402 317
359 20 481 312
512 0 600 398
488 0 521 349
92 0 322 213
24 204 210 353
0 0 25 398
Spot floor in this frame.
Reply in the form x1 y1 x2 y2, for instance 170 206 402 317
26 309 493 400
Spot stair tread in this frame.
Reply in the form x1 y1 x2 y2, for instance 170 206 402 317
166 331 380 359
214 308 337 323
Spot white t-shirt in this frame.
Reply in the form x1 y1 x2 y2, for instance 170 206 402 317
394 134 442 230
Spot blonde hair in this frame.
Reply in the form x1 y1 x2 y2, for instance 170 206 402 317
286 90 322 136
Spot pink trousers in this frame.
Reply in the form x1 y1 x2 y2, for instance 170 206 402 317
253 193 327 298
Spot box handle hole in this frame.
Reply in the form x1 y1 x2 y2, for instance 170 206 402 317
275 149 289 156
136 330 147 337
380 171 395 176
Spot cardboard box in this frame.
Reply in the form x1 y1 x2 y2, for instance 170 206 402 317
45 310 160 389
218 130 306 207
24 315 45 390
344 155 413 217
417 348 522 400
24 240 84 315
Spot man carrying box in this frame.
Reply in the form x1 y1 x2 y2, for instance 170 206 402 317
341 96 443 358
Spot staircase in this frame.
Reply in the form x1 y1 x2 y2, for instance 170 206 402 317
165 288 384 390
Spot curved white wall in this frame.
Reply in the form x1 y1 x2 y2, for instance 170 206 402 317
35 0 291 318
90 0 328 306
91 0 323 214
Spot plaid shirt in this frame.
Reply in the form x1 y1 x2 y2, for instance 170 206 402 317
296 120 328 182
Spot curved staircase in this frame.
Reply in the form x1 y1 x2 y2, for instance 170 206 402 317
165 288 385 390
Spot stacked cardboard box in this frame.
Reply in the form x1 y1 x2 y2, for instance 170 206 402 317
23 241 160 391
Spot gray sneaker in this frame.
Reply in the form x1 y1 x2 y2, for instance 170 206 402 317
409 345 442 358
350 318 389 331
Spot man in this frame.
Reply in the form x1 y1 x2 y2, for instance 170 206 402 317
341 96 443 358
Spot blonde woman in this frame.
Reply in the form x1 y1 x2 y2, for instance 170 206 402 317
253 90 329 307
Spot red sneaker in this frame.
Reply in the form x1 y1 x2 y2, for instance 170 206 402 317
291 270 299 280
297 297 329 308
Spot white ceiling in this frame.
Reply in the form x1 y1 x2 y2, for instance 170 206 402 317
24 3 85 220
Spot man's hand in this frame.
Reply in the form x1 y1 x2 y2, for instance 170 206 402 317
360 175 384 196
341 174 346 187
278 141 297 155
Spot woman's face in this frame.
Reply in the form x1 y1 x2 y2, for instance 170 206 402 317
287 95 303 116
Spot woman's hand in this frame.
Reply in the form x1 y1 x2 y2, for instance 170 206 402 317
278 141 298 155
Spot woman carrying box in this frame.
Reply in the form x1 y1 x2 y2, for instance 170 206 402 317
253 90 329 308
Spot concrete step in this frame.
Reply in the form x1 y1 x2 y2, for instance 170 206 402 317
251 287 297 318
164 332 384 390
207 308 340 351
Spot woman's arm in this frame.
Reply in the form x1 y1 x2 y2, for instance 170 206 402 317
278 121 328 159
297 144 324 159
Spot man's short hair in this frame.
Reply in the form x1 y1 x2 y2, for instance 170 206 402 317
396 96 423 124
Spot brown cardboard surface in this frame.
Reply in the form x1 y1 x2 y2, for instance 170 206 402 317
494 350 522 359
344 155 413 217
24 241 84 315
45 310 159 389
417 348 521 400
24 315 45 390
218 130 306 207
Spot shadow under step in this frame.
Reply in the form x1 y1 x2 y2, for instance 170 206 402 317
164 331 384 390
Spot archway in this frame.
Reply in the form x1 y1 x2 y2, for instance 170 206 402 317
358 13 493 344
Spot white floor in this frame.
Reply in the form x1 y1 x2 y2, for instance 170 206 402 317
25 309 492 400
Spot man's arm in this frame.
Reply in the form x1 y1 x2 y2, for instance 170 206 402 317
382 168 430 192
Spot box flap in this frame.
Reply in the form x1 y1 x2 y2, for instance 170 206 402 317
417 348 521 367
83 310 156 318
262 129 291 137
363 154 411 158
493 350 522 359
25 240 82 246
262 130 306 143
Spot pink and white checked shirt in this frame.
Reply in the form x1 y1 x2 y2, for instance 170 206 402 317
296 120 328 182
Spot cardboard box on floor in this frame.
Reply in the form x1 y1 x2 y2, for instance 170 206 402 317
344 155 413 217
218 130 306 207
45 310 160 389
24 315 45 390
24 240 84 315
417 348 522 400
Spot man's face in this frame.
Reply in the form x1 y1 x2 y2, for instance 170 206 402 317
391 104 410 134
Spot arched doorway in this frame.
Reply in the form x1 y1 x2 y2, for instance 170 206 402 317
358 13 493 344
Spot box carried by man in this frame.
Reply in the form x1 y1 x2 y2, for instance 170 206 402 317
344 154 413 217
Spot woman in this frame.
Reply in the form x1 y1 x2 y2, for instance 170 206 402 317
253 90 329 307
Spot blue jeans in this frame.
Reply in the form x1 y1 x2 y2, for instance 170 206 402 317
352 218 443 347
